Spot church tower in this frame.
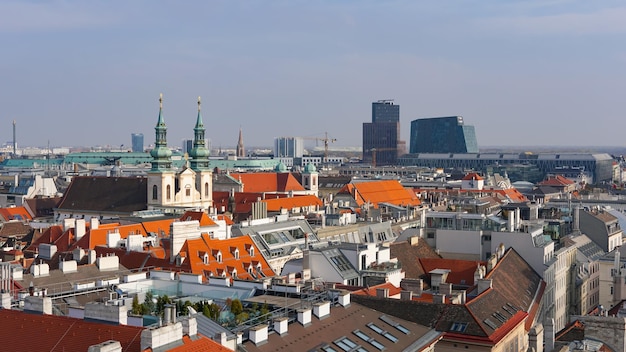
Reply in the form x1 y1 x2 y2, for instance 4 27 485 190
188 97 213 210
302 163 319 197
236 127 245 158
147 93 176 209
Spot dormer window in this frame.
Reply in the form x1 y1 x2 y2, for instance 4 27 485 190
203 253 209 265
216 251 222 263
233 248 239 259
232 268 237 278
249 247 254 257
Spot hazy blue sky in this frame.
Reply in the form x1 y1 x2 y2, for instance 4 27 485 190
2 0 625 149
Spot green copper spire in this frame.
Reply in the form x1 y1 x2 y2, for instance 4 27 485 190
150 93 173 171
189 96 210 170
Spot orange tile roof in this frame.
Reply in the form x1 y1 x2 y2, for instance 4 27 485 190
0 309 143 352
159 334 233 352
180 211 218 227
351 282 403 297
217 215 234 225
338 180 421 209
261 195 323 212
419 258 486 286
462 173 484 181
180 234 275 280
539 174 575 186
0 206 33 222
230 172 305 193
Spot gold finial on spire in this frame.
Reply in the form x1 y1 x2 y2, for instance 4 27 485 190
159 93 163 109
198 96 201 111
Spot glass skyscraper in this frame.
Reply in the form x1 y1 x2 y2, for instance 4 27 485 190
274 137 304 158
409 116 479 154
131 133 144 152
363 100 401 166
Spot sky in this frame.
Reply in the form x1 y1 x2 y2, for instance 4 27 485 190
1 0 625 149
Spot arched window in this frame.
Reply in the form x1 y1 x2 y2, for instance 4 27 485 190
152 185 158 200
204 182 209 197
166 185 171 201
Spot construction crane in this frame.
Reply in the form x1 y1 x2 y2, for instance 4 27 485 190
302 132 337 161
368 147 397 168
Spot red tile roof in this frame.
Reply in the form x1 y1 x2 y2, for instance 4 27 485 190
158 334 233 352
0 309 143 352
230 172 305 193
180 234 275 280
351 282 403 297
338 180 421 209
462 173 484 181
539 175 575 186
261 195 323 212
0 206 33 222
179 211 218 227
419 258 486 286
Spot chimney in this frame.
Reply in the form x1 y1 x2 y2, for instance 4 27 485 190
90 217 100 230
75 219 86 241
274 317 288 335
440 282 453 295
1 292 11 309
24 296 52 315
400 291 413 301
477 278 493 295
544 318 555 352
487 254 497 272
181 317 197 337
297 308 312 326
376 288 389 299
248 324 268 345
87 340 122 352
337 290 351 307
313 301 331 319
433 293 445 304
63 218 76 232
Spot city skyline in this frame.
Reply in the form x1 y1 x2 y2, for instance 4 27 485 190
2 1 625 148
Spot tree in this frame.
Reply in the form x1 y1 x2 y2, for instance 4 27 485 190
143 292 156 314
230 299 243 316
131 295 142 315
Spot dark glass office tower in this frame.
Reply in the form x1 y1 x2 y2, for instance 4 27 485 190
363 100 401 166
131 133 144 152
409 116 478 153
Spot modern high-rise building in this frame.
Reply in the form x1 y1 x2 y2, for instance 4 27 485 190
409 116 479 154
274 137 304 158
363 100 401 166
131 133 144 152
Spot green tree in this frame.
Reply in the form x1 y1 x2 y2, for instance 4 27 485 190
230 299 243 316
131 295 142 315
143 292 155 314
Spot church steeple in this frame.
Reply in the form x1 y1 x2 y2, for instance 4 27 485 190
236 127 245 158
189 96 210 170
150 93 173 171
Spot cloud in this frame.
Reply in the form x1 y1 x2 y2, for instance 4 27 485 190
476 6 626 35
0 1 116 32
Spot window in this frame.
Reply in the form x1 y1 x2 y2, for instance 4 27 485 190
152 185 158 200
450 322 468 332
204 182 209 197
249 247 254 257
166 185 171 201
185 186 191 197
334 337 358 351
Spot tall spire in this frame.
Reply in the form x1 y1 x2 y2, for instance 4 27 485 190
189 96 210 170
236 127 245 158
150 93 172 171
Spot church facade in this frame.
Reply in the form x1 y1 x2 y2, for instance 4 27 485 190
147 95 213 213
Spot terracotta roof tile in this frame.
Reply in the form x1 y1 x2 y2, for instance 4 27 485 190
0 309 143 352
230 172 305 193
338 180 421 209
419 258 486 286
261 195 322 212
0 206 33 222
